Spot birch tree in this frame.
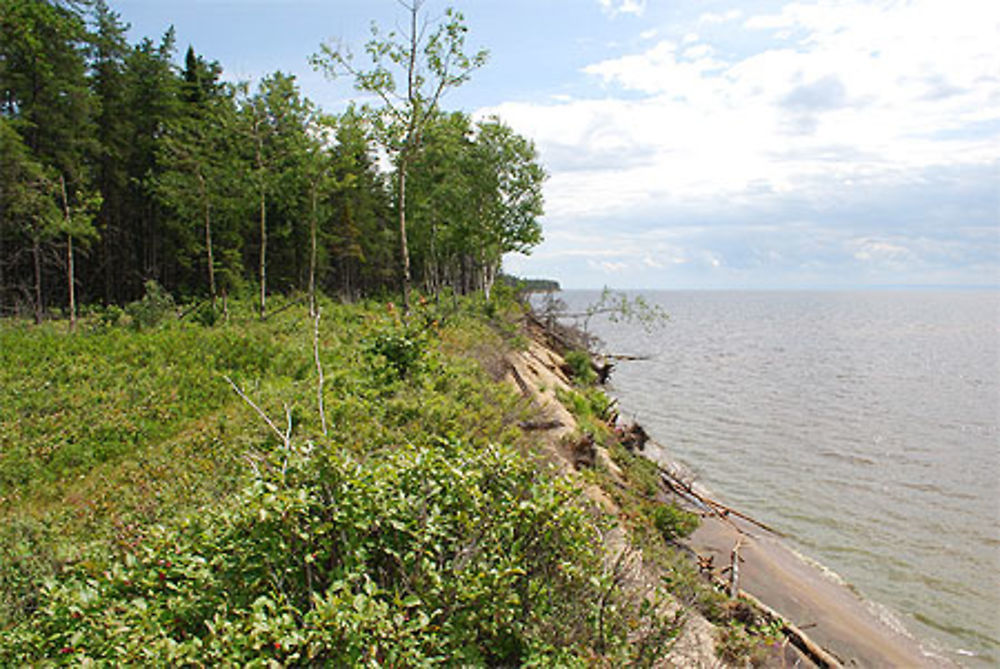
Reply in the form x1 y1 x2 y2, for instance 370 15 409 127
311 1 487 312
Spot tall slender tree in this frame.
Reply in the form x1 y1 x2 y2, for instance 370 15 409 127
238 72 312 318
312 1 487 312
468 117 545 298
88 0 131 304
1 0 95 318
122 29 180 295
156 50 238 306
0 119 60 321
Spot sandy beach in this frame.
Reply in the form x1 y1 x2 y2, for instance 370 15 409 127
668 458 948 667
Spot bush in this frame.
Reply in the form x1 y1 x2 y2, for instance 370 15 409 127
1 298 660 665
125 280 175 330
649 502 700 541
0 439 614 665
192 301 219 327
364 328 425 380
564 349 597 385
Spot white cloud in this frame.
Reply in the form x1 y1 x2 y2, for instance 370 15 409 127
699 9 743 25
851 238 914 264
588 259 629 273
488 0 999 223
491 0 1000 287
598 0 647 17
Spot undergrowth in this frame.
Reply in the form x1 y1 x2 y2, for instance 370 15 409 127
0 293 660 664
557 342 785 665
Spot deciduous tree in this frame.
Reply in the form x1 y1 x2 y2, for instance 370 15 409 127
312 0 487 312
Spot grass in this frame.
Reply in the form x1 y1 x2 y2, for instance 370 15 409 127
0 294 670 665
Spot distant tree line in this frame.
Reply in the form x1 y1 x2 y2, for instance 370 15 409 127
0 0 545 322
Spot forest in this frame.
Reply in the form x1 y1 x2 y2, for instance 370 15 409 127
0 0 546 322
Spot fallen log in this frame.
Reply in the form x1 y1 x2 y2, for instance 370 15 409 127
656 462 785 537
737 589 844 669
703 558 844 668
605 353 650 361
517 419 564 431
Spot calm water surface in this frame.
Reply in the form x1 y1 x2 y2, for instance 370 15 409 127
562 290 1000 665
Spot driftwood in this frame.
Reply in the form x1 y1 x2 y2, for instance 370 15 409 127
694 550 844 668
656 461 785 537
594 359 614 384
737 589 844 668
571 433 597 469
507 363 532 397
619 422 649 452
605 353 650 361
517 419 564 431
729 536 744 598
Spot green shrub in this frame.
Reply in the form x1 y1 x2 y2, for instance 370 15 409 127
0 439 615 665
364 328 426 380
565 349 597 385
0 516 58 627
192 301 219 327
98 304 123 327
125 280 175 330
0 296 679 666
649 502 700 541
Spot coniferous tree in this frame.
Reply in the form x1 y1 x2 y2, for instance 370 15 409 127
327 109 392 298
122 29 180 296
238 72 312 318
0 0 95 319
0 1 543 317
157 49 242 306
88 0 132 304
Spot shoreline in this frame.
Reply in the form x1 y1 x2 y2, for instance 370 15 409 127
517 311 944 666
642 439 950 667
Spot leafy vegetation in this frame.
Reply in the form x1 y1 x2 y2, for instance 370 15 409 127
564 349 598 385
553 323 791 665
1 0 544 319
0 295 671 664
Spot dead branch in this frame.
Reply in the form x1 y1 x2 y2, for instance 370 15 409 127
223 375 290 451
701 556 844 668
517 419 564 431
281 402 293 477
656 461 785 537
262 296 304 321
177 299 207 320
730 536 744 598
313 309 328 437
605 353 650 361
736 589 844 669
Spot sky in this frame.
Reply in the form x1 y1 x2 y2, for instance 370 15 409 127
114 0 1000 290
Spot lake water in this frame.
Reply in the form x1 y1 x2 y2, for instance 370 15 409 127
558 290 1000 665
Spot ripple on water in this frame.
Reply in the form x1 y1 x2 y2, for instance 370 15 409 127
572 290 1000 662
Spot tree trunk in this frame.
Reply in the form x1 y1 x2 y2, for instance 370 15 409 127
309 182 318 317
32 234 42 325
397 160 411 313
67 234 76 331
259 184 266 320
256 129 267 321
483 257 497 302
198 172 216 308
59 174 76 331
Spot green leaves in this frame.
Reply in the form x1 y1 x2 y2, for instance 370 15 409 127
1 433 610 665
0 297 656 664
